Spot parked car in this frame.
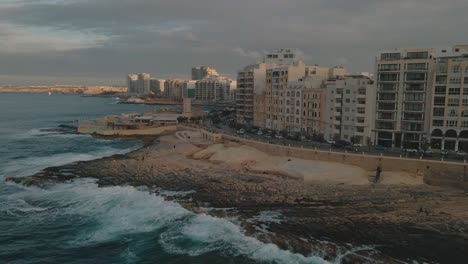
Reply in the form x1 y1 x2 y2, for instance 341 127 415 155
404 148 419 153
374 145 386 151
237 128 245 134
257 130 263 135
332 140 351 149
456 151 467 157
275 134 283 139
264 135 272 139
325 139 335 145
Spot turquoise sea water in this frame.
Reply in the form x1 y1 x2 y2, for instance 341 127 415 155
0 94 329 264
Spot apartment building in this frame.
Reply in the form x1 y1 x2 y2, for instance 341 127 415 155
374 48 436 149
163 79 188 99
236 63 269 125
149 78 165 95
430 45 468 151
126 74 138 94
325 76 376 144
191 66 220 80
194 78 236 102
136 73 151 94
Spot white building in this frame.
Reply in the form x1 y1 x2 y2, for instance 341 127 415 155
127 74 138 94
191 66 220 80
194 77 235 102
136 73 151 94
374 48 436 149
325 75 376 144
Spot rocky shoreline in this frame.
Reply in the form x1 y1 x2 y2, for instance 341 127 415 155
6 131 468 263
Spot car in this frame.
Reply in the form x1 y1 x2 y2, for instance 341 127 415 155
404 148 418 153
237 129 245 134
257 130 263 135
264 135 272 139
352 144 363 148
275 134 283 139
440 149 449 155
332 140 351 148
374 145 386 151
456 151 467 156
325 139 335 144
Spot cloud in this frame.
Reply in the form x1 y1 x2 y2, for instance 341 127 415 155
0 0 467 84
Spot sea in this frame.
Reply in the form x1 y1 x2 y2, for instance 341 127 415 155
0 94 330 264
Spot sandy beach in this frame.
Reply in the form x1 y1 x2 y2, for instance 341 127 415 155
7 129 468 263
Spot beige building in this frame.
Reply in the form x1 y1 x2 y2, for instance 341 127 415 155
325 75 376 144
374 48 436 149
430 45 468 151
236 63 269 125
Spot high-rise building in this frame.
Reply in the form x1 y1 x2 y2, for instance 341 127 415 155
191 66 220 80
374 48 436 148
127 74 138 94
136 73 151 94
164 79 189 99
194 77 235 102
429 45 468 151
236 63 269 125
149 78 165 95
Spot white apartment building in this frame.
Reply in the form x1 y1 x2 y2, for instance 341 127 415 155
194 77 235 102
136 73 151 94
430 45 468 151
127 74 138 94
374 48 436 149
164 79 189 99
150 78 165 94
325 76 376 144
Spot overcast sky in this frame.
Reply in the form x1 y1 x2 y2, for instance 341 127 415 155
1 0 467 85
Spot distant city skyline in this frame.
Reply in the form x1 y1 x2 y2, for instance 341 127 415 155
1 0 467 85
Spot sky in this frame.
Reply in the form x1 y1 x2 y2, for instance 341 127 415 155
0 0 467 85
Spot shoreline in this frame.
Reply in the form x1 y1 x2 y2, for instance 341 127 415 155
6 130 468 263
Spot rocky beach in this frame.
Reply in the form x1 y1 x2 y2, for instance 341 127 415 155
7 130 468 263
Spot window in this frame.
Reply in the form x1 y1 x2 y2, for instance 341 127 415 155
450 78 461 84
381 53 401 60
345 98 350 103
356 127 364 132
452 65 461 73
446 120 458 127
357 107 365 114
448 98 460 106
448 88 460 95
463 98 468 106
406 51 429 59
435 86 446 94
433 108 444 117
358 88 366 95
448 109 458 117
296 101 300 106
379 73 399 82
346 89 350 94
432 120 443 127
434 97 445 106
379 64 399 71
462 121 468 127
407 63 427 71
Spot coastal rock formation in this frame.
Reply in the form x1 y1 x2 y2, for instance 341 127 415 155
6 132 468 263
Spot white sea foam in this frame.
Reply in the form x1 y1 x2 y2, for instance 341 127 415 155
0 145 140 177
4 179 333 263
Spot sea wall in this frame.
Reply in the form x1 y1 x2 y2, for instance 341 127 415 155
198 130 468 190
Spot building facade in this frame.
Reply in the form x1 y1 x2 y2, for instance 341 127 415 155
325 76 376 144
149 78 165 95
430 45 468 151
374 48 436 149
136 73 151 94
194 78 235 102
127 74 138 94
163 79 188 99
236 63 268 125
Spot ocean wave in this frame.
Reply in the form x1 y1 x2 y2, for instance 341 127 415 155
2 180 331 263
0 145 140 178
